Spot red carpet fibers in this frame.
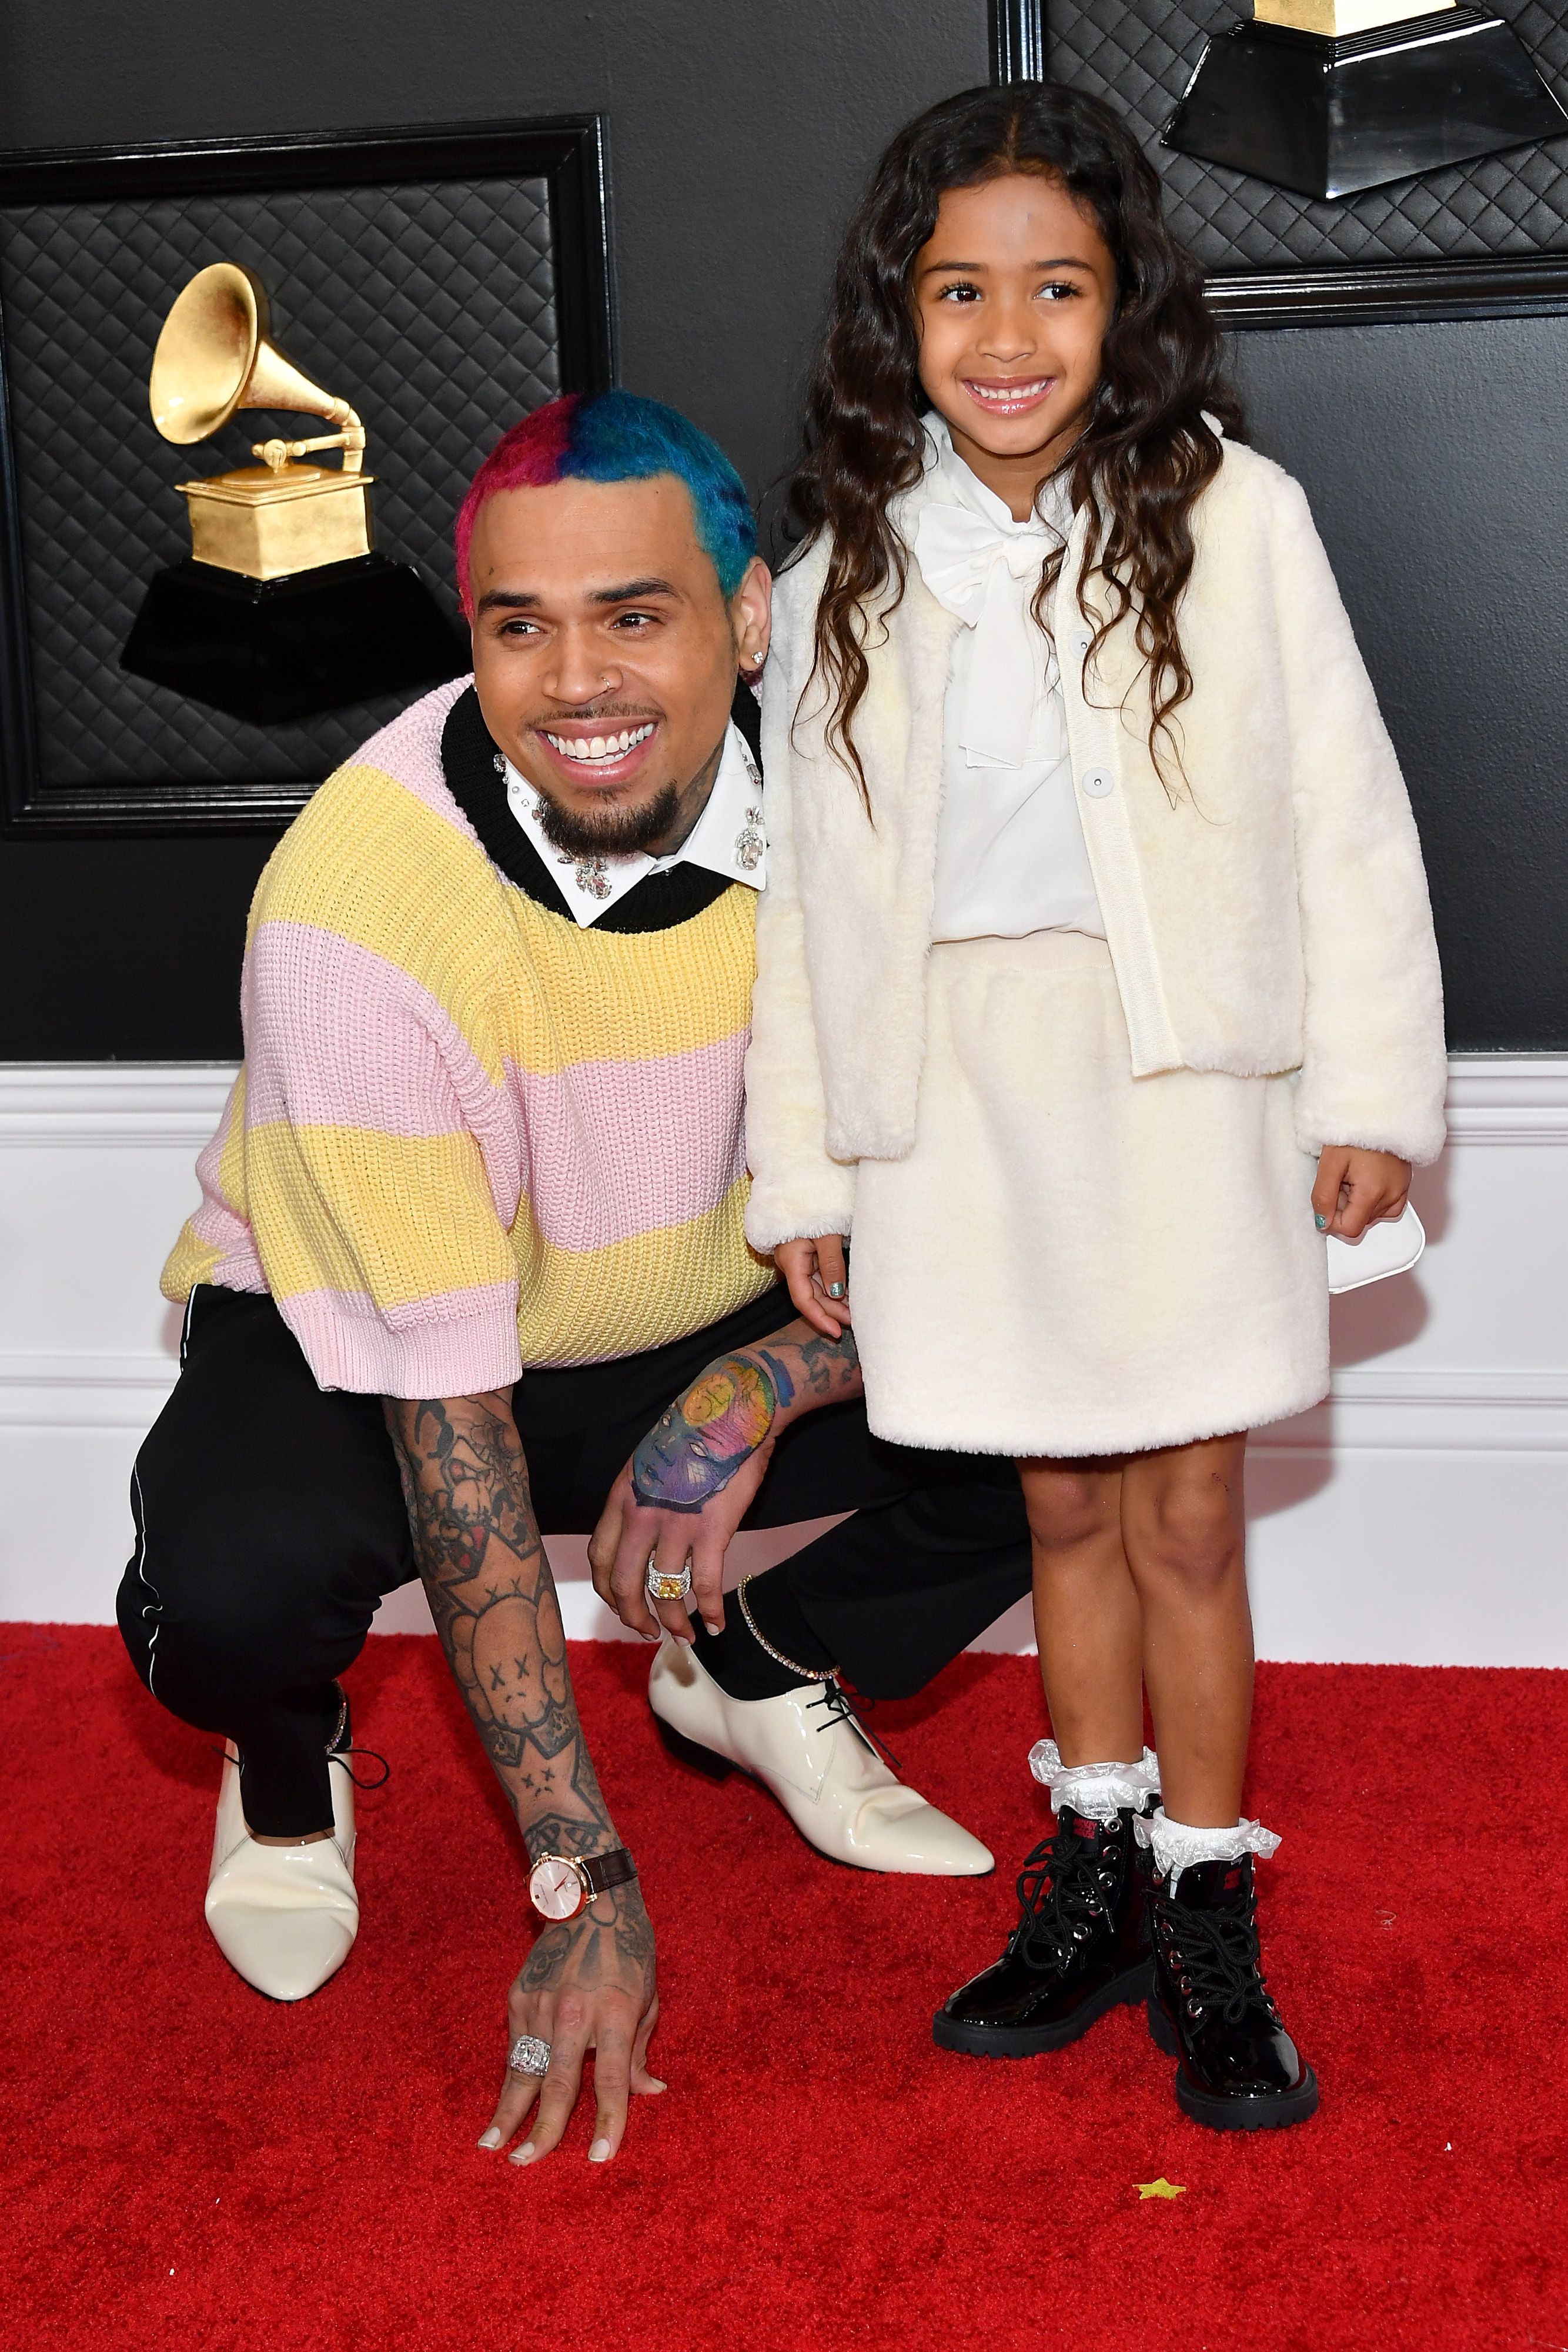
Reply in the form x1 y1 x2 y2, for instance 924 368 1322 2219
4 1627 1567 2350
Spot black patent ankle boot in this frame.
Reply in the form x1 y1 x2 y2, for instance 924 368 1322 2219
933 1805 1152 2057
1146 1853 1319 2130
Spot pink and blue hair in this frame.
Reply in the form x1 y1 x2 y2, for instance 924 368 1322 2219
455 391 755 613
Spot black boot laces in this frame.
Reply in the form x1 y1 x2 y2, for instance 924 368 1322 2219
1010 1815 1121 1973
1155 1885 1279 2029
805 1678 902 1773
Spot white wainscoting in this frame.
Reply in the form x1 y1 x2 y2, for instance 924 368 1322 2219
1 1058 1563 1665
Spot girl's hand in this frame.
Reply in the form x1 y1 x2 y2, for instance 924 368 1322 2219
1312 1147 1412 1240
774 1237 851 1339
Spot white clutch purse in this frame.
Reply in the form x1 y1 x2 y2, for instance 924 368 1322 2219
1325 1200 1426 1294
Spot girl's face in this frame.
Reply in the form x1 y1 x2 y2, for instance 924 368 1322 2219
913 172 1117 518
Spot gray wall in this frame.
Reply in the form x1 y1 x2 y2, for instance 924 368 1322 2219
0 2 1562 1052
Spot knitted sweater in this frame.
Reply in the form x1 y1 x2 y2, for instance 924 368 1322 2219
162 678 774 1394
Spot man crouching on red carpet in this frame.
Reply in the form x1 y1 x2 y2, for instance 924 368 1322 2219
118 392 1037 2167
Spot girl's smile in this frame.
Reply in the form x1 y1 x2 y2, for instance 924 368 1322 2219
914 173 1118 519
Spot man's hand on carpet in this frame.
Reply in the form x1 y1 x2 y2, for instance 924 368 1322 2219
590 1318 863 1641
480 1882 664 2167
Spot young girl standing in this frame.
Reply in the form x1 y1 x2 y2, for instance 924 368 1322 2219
744 82 1446 2130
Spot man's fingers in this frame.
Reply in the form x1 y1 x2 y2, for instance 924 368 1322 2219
609 1535 664 1638
587 1484 628 1603
653 1591 697 1643
587 2025 635 2163
479 2061 541 2151
631 1994 666 2094
510 2004 590 2166
687 1537 727 1638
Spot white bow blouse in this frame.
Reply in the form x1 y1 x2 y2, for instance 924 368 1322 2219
910 414 1104 945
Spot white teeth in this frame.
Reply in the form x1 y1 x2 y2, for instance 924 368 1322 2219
971 380 1048 404
542 723 655 764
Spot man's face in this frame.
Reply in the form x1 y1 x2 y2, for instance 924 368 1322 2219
467 474 766 857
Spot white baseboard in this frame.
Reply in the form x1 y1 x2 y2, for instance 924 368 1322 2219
2 1055 1565 1666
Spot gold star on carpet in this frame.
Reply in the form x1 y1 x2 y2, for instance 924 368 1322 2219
1135 2178 1188 2201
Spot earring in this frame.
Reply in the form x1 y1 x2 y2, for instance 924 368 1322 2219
749 645 767 668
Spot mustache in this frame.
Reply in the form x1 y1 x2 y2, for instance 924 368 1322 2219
528 702 663 729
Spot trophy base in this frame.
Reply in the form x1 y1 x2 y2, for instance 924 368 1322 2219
121 552 469 726
1162 8 1568 199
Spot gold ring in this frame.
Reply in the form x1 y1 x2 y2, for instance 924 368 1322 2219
646 1555 693 1602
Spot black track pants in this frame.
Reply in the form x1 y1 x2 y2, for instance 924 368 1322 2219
119 1285 1031 1834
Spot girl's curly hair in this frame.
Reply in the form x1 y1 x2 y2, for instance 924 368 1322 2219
784 80 1243 807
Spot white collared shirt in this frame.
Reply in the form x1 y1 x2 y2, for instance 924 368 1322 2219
913 416 1105 945
503 720 766 927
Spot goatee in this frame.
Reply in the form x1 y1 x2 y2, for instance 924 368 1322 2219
533 780 681 860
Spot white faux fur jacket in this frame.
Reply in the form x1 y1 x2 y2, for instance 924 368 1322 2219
743 437 1447 1251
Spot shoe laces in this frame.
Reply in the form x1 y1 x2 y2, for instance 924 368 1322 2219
1154 1889 1276 2028
805 1679 902 1773
1011 1816 1121 1972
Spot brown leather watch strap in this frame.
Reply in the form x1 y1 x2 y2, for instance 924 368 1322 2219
581 1849 637 1899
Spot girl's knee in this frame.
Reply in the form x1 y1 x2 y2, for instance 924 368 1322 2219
1020 1464 1119 1553
1126 1473 1243 1595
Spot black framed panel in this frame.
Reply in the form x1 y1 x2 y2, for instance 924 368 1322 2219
0 116 613 834
997 1 1568 325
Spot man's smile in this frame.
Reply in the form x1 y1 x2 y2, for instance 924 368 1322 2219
530 715 662 789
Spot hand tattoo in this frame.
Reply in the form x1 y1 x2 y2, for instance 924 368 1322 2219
385 1394 617 1863
630 1322 862 1514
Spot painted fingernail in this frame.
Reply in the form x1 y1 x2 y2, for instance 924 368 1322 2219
827 1282 845 1298
477 2126 503 2150
704 1619 723 1635
1315 1213 1328 1230
588 2138 612 2163
646 2077 668 2093
510 2142 538 2167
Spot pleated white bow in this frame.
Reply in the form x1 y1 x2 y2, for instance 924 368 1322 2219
912 499 1064 769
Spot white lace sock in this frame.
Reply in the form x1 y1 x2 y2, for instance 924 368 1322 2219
1134 1807 1281 1899
1028 1740 1161 1825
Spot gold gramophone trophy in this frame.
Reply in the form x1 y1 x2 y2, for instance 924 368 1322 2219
121 261 464 726
1162 0 1567 200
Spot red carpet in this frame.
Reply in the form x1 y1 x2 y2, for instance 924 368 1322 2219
4 1625 1566 2350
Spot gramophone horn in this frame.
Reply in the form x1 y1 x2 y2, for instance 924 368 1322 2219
149 261 355 447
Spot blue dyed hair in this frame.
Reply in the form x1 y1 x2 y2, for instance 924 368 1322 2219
457 390 756 608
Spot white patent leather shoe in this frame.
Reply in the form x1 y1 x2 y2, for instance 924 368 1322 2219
648 1639 993 1876
204 1741 359 2001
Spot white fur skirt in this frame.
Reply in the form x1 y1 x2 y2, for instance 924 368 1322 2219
848 931 1330 1458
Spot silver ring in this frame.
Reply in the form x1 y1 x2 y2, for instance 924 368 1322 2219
645 1553 693 1603
507 2034 551 2077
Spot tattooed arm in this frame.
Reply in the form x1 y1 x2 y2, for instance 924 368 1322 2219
385 1392 662 2168
587 1318 862 1641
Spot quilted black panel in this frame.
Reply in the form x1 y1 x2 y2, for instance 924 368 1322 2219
0 176 558 791
1049 0 1568 266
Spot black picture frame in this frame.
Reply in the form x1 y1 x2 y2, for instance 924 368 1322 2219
0 115 614 836
991 0 1568 327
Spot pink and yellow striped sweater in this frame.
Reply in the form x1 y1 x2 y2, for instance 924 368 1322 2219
162 679 774 1394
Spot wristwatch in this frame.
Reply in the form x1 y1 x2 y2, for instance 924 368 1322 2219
527 1847 637 1922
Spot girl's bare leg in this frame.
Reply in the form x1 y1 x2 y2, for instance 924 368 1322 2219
1119 1433 1252 1828
1018 1456 1145 1767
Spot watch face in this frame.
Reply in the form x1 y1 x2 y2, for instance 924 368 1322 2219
529 1856 585 1922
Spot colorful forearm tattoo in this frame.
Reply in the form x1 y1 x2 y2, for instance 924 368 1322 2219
631 1354 786 1514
